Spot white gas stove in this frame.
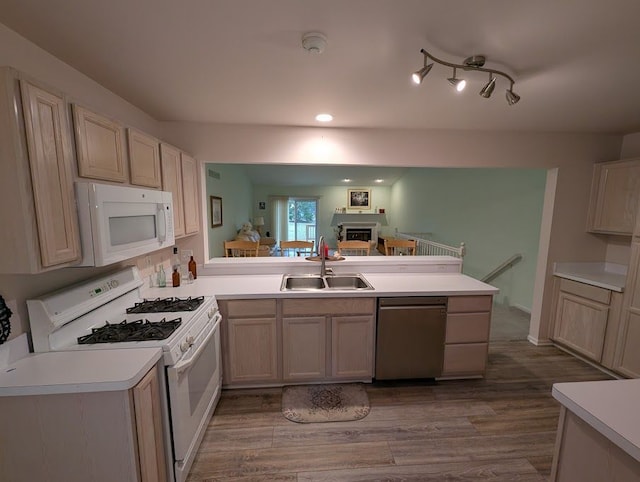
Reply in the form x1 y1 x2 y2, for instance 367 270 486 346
27 266 222 482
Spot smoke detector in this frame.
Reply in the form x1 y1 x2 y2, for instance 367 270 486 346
302 32 327 54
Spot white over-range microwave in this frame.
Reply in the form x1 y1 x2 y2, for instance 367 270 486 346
75 181 175 267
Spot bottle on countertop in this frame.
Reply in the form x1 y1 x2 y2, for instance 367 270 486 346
172 267 181 287
188 255 197 280
172 247 181 275
157 265 166 288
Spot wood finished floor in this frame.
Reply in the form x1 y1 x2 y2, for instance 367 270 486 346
187 341 611 481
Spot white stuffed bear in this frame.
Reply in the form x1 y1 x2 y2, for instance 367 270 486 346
235 222 260 242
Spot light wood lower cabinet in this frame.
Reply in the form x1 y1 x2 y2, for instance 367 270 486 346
550 277 627 372
282 316 326 380
221 297 375 387
551 408 640 482
441 295 492 378
0 364 167 482
220 299 279 386
614 233 640 378
282 298 376 383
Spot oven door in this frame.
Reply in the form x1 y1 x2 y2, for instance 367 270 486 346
166 313 221 480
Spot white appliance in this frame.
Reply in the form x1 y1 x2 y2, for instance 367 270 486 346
75 181 175 267
27 267 221 482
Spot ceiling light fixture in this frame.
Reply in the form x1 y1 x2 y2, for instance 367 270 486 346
412 49 520 105
315 113 333 122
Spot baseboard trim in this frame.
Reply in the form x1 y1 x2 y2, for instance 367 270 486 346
552 342 622 379
527 334 553 346
511 303 531 314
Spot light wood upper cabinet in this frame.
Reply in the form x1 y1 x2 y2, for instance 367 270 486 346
0 68 81 273
160 143 185 237
73 104 126 182
181 153 200 235
21 80 81 268
128 128 161 188
587 159 640 235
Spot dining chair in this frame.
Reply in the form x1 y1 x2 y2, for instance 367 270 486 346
337 240 371 256
384 238 417 256
279 240 315 257
224 240 259 257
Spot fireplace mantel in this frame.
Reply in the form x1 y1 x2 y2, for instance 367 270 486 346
330 213 388 226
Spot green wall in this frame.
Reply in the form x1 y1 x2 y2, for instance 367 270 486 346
391 168 546 310
251 184 392 249
205 164 253 257
205 163 546 311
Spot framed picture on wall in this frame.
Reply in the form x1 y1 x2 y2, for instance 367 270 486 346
210 196 223 227
347 189 371 210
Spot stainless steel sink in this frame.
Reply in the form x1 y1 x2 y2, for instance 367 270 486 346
281 273 373 291
324 275 372 290
282 275 326 290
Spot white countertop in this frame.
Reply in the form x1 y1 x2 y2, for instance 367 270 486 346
144 272 498 299
0 348 162 396
552 379 640 463
553 262 627 292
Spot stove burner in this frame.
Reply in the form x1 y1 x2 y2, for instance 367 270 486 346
126 296 205 314
77 318 182 344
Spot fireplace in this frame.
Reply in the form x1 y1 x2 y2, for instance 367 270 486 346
339 222 379 248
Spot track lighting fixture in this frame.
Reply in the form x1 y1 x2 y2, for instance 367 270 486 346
412 48 520 105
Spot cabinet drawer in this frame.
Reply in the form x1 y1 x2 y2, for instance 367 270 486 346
224 299 276 318
447 295 492 313
558 278 611 305
441 343 488 376
446 312 491 343
282 298 375 316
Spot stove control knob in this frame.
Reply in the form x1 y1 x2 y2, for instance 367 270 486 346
186 336 195 345
180 341 190 352
208 308 215 319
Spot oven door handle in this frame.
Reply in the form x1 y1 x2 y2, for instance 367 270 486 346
173 314 221 377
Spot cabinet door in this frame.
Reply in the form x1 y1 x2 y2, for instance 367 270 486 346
615 235 640 377
227 317 278 383
132 366 167 482
283 316 326 380
553 292 608 362
587 159 640 235
331 315 374 379
181 153 200 235
73 104 126 182
128 128 161 188
20 81 81 267
160 143 185 237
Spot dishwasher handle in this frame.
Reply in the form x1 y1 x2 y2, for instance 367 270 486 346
378 296 447 307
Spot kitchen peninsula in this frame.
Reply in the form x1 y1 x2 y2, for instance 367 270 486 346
145 256 498 386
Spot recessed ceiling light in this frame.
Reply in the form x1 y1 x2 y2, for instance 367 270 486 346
374 179 384 183
342 178 352 183
315 113 333 122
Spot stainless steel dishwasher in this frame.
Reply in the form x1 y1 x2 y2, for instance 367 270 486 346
375 297 447 380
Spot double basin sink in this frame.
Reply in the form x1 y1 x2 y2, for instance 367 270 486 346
281 273 374 291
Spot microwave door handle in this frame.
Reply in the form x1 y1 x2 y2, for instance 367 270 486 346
157 203 167 243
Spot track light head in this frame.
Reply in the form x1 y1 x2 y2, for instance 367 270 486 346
479 76 496 98
447 68 466 92
412 63 433 85
506 88 521 105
